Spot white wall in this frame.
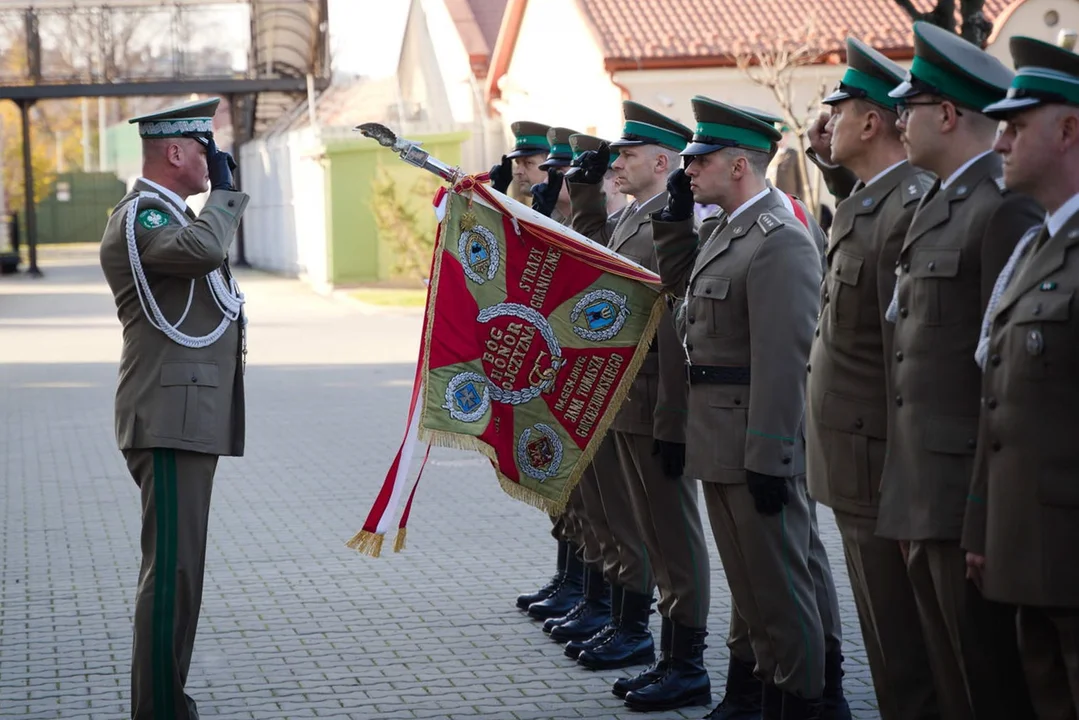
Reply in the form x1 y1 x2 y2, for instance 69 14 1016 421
986 0 1079 65
492 0 624 142
239 126 330 288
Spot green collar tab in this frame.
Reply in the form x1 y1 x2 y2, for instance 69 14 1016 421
694 121 773 152
622 120 688 151
910 56 1003 110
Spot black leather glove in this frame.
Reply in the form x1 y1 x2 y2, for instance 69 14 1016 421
746 470 790 516
656 168 694 222
567 143 610 185
652 440 686 479
206 138 237 191
489 154 512 193
531 168 564 217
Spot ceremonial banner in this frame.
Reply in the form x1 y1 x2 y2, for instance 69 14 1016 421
349 177 664 556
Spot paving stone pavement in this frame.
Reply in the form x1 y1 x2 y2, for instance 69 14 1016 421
0 246 880 720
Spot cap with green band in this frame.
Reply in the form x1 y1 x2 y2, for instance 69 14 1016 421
507 120 551 159
983 35 1079 118
610 100 692 152
823 38 906 110
129 97 220 139
682 96 781 157
540 126 579 169
888 21 1013 112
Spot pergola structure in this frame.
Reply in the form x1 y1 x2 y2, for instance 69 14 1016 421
0 0 331 274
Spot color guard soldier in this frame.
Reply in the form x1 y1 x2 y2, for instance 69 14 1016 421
650 97 844 720
964 34 1079 719
804 37 941 720
98 97 248 720
564 103 714 711
877 21 1042 720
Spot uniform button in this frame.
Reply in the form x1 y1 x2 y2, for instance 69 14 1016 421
191 375 198 383
899 307 909 318
705 288 712 295
895 351 904 362
928 261 936 272
895 395 903 407
992 440 1002 452
836 265 842 274
987 398 998 410
815 328 820 337
806 363 812 373
990 354 1001 367
824 291 830 302
782 457 791 465
228 199 236 207
967 438 976 450
854 418 864 429
686 343 694 352
902 262 910 272
688 316 696 324
734 398 742 405
1033 303 1042 316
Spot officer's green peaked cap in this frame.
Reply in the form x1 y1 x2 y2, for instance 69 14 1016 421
888 21 1013 111
128 97 220 139
984 35 1079 118
824 37 906 110
508 120 551 158
568 133 618 167
610 101 692 152
682 96 781 156
540 126 579 169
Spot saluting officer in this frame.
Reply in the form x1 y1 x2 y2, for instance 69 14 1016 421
99 97 248 720
531 126 577 223
650 97 842 720
804 37 941 720
565 103 713 711
964 35 1079 719
877 21 1042 720
488 119 551 202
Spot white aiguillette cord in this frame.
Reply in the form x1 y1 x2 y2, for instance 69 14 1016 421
125 191 246 349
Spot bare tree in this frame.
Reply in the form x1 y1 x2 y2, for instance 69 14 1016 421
735 19 829 218
893 0 992 47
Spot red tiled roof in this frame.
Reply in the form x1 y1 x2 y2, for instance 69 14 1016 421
445 0 509 78
577 0 1015 68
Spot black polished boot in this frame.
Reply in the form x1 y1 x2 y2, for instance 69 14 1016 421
527 543 584 620
612 615 671 699
781 691 823 720
762 683 783 720
543 597 586 634
821 651 851 720
623 622 711 711
550 565 611 643
565 584 622 660
704 655 762 719
577 588 655 670
516 540 566 610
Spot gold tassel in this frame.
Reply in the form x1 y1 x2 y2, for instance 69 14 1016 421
345 530 384 558
393 527 408 553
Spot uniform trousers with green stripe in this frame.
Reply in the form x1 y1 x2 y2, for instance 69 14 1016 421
701 475 835 699
613 430 710 625
125 447 217 720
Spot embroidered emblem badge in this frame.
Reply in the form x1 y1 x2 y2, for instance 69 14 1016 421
570 289 630 342
442 372 491 423
137 208 169 230
477 302 565 404
517 423 564 481
458 223 500 285
1027 329 1044 356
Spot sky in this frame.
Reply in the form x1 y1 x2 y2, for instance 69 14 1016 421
328 0 411 78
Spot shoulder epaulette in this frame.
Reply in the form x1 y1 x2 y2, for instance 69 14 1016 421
757 212 785 235
902 173 935 206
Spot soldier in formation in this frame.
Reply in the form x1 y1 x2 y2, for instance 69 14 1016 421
489 22 1079 719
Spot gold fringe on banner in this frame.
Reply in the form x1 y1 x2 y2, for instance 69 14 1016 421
345 529 385 558
393 528 408 553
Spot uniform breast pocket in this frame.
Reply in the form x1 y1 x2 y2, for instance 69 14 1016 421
909 248 961 327
690 275 733 338
156 361 220 442
1009 291 1074 381
830 251 864 330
